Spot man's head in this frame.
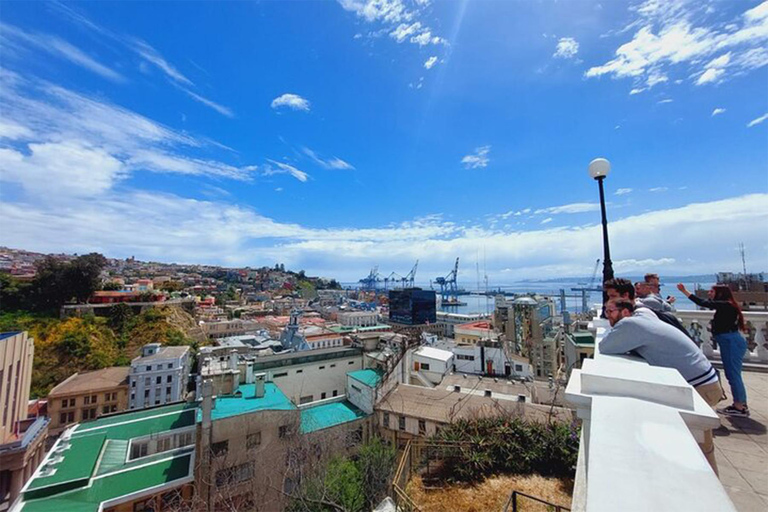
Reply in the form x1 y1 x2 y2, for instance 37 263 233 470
635 281 651 298
644 273 660 294
604 278 635 300
605 298 635 327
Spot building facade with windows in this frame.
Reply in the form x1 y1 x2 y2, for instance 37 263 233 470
46 367 130 436
0 332 48 512
129 344 191 410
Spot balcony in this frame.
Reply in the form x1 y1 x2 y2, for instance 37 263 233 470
565 316 768 512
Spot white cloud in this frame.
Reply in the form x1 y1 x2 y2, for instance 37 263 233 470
302 147 355 170
553 37 579 59
390 22 421 43
586 2 768 89
263 160 310 182
338 0 413 24
649 186 668 192
747 113 768 127
615 188 633 195
461 146 490 169
535 202 600 215
271 93 311 112
182 89 234 118
424 56 438 69
541 217 553 224
9 191 763 281
0 120 33 140
130 39 193 86
344 1 447 48
711 108 726 116
0 22 125 83
0 142 124 197
630 88 645 95
657 99 673 104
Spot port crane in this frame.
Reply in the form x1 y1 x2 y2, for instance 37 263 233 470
434 258 460 302
358 266 381 291
569 258 602 313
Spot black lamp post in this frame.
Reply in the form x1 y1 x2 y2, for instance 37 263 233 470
588 158 614 315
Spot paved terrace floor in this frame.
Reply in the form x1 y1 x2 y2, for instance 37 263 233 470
714 371 768 511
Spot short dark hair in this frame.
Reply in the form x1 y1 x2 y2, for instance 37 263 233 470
644 273 659 282
604 278 635 299
609 298 635 313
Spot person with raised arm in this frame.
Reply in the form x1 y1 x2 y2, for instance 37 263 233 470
678 283 749 417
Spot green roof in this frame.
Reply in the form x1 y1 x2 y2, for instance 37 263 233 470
21 453 193 512
300 400 368 434
572 332 595 346
198 382 296 422
347 369 382 388
20 403 197 512
328 324 392 333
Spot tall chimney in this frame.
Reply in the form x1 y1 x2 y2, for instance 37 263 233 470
246 362 254 384
254 372 266 398
229 350 238 371
201 380 213 430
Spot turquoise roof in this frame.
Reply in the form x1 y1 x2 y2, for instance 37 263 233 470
300 400 368 434
199 382 296 422
347 368 383 388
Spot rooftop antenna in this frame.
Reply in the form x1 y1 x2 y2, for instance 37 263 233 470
739 242 748 290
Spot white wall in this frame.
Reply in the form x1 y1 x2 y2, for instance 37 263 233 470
269 354 363 405
346 377 375 414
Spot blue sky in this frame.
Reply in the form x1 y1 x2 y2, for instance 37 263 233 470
1 0 766 282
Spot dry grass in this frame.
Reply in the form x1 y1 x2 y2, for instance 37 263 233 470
406 473 573 512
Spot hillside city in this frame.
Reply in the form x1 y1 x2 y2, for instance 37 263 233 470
1 246 767 512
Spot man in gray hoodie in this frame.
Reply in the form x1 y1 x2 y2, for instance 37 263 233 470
600 298 723 474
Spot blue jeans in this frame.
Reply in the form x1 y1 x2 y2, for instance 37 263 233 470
716 331 748 404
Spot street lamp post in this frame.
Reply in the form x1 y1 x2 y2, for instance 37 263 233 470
588 158 614 315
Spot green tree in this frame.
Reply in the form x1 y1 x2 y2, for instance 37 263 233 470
0 273 31 311
355 437 396 509
324 457 365 512
102 281 123 291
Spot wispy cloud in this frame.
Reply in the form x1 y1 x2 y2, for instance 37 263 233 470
341 0 447 50
649 186 668 192
271 93 311 112
0 22 125 83
302 147 354 170
540 217 553 224
424 56 438 69
461 145 490 169
615 188 633 196
747 112 768 127
657 99 673 104
711 108 726 116
535 202 599 215
585 1 768 90
182 89 234 118
553 37 579 59
130 39 192 86
263 160 310 182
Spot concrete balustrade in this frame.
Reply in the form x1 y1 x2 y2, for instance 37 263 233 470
565 318 738 512
676 310 768 364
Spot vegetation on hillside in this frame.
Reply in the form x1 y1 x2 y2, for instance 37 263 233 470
432 416 579 483
0 306 199 398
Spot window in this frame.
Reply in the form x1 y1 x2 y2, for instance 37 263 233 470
212 440 229 457
515 364 523 372
421 363 430 371
398 416 406 431
103 406 111 414
418 420 426 434
178 432 194 446
144 377 151 386
104 393 111 402
84 396 91 405
332 390 338 397
146 366 152 372
168 363 173 369
321 392 326 400
67 411 75 422
273 372 288 378
144 389 150 398
279 425 290 438
216 462 254 487
348 361 354 365
247 432 261 449
167 375 173 383
166 386 172 396
296 369 303 374
82 408 97 421
131 442 148 459
383 412 389 428
159 437 171 452
351 385 361 393
330 364 336 368
132 380 136 388
59 412 68 424
156 376 162 384
299 395 313 405
319 366 325 370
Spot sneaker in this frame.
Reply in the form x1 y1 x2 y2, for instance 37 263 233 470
718 405 750 417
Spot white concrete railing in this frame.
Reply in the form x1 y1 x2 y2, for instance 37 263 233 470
676 310 768 364
565 318 736 512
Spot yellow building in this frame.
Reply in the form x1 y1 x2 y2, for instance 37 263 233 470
46 367 130 437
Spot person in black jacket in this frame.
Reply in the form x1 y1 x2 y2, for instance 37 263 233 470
678 283 749 417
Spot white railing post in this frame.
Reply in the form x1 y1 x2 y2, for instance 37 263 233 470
753 319 768 363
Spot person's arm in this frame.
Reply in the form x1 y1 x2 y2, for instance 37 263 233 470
677 283 716 309
599 321 644 355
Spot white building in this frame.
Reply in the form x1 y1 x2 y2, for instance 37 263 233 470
129 344 191 409
436 311 491 337
410 346 454 387
337 311 379 327
200 319 262 339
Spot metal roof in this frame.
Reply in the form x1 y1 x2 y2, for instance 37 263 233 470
347 369 383 388
300 400 368 434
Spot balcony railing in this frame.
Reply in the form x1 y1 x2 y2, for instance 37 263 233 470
676 310 768 364
565 318 737 512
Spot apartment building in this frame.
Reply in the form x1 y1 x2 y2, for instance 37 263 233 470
0 332 48 512
200 319 262 339
337 311 379 327
129 344 191 410
46 367 130 436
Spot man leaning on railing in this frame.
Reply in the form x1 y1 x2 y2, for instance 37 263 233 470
598 298 724 475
